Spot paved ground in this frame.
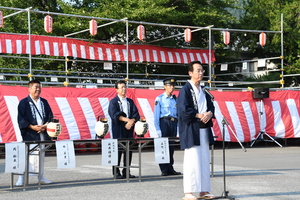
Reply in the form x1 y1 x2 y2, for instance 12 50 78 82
0 140 299 200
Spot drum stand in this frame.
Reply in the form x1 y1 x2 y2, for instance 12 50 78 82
213 117 246 200
250 99 282 147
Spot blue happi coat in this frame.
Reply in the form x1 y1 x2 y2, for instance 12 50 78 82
177 81 215 149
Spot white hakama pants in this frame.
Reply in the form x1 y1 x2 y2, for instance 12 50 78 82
29 133 46 176
183 128 211 193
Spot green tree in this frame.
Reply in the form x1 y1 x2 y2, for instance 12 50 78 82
239 0 300 86
0 0 238 83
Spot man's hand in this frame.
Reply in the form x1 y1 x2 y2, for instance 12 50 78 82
29 124 47 133
200 111 212 124
125 118 135 130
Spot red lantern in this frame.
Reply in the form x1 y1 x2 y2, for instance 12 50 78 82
185 28 192 42
223 31 230 45
44 15 53 33
89 19 97 36
137 25 146 40
259 32 266 46
0 11 4 28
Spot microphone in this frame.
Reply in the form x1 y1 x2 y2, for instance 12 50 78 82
203 87 214 101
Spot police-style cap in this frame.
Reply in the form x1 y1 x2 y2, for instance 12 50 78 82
163 77 176 86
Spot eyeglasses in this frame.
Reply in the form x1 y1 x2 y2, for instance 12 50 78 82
194 70 205 74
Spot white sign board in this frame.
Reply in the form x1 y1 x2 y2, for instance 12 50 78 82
5 143 26 173
258 59 266 67
101 139 118 166
56 140 76 168
242 62 247 70
154 138 170 164
220 64 228 71
103 62 113 70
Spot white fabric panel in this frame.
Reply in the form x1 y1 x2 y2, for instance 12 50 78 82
130 49 135 62
4 96 22 142
137 98 156 138
213 101 230 141
226 102 244 142
44 41 50 55
272 101 285 138
72 44 77 58
287 99 300 137
26 40 29 54
196 53 202 63
114 49 120 61
152 50 158 62
145 49 150 62
242 101 257 140
78 98 96 139
55 97 81 140
189 53 195 61
89 47 95 60
80 45 86 59
160 51 166 63
122 49 127 61
16 40 22 54
6 39 12 53
182 52 188 63
35 41 40 55
98 48 103 60
63 43 68 57
138 49 144 62
168 52 174 63
106 48 112 61
175 52 181 63
53 42 59 56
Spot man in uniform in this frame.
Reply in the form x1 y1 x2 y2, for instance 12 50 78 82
154 78 181 176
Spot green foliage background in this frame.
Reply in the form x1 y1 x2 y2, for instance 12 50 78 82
0 0 299 87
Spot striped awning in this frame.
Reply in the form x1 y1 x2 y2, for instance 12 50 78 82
0 33 215 64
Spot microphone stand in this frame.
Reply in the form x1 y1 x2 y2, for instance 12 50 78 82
204 88 245 200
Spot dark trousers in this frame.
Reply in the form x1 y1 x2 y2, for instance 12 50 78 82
112 149 133 175
159 118 177 174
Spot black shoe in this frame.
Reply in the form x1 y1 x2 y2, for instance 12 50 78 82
115 172 124 179
161 172 169 176
169 171 182 175
123 173 136 178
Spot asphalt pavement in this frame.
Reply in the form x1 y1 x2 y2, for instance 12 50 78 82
0 140 300 200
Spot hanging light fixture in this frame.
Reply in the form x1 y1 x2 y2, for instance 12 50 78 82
0 11 4 28
223 31 230 45
89 19 97 36
44 15 53 33
259 32 266 46
137 25 146 41
184 28 192 42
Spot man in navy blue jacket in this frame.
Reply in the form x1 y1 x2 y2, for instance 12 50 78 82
177 61 216 200
16 80 53 186
108 80 140 179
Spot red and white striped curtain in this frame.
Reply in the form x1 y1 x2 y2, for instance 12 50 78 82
0 33 215 64
0 86 299 143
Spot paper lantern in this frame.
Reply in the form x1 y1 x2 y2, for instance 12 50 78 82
46 119 62 138
135 120 149 137
137 25 146 40
184 28 192 42
223 31 230 45
259 32 266 46
44 15 53 33
89 19 97 36
0 11 4 28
